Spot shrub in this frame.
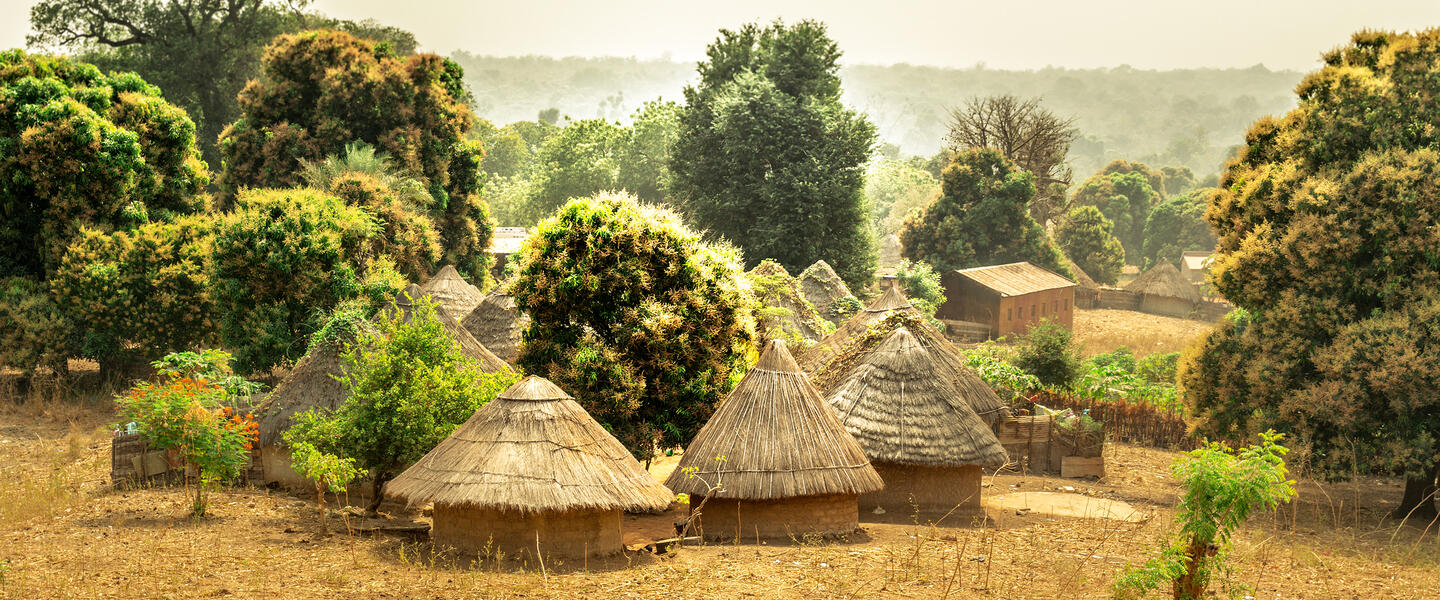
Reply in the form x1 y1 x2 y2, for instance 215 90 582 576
1138 352 1180 386
0 277 72 375
1112 431 1296 600
1014 321 1080 388
284 439 363 533
892 259 945 318
964 343 1042 399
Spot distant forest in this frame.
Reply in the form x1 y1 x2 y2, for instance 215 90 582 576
451 53 1302 178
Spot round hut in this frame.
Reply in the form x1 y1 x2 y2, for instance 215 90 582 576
819 326 1008 514
748 260 831 346
798 286 923 375
253 321 364 489
460 291 529 364
386 376 673 560
393 285 511 373
797 259 859 326
666 340 883 541
1124 262 1201 318
419 264 485 321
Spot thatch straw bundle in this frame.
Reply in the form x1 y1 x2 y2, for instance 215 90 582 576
254 333 355 447
748 261 829 344
797 260 857 325
666 340 883 500
1124 262 1201 302
798 286 922 374
823 326 1007 468
419 264 485 320
392 284 510 373
386 375 673 513
461 292 528 363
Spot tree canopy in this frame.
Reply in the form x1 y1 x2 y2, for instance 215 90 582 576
1070 161 1164 263
1141 188 1216 269
669 19 878 291
1056 206 1125 285
945 95 1077 225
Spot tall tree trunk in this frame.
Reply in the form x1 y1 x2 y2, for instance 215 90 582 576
1393 461 1439 522
366 473 389 515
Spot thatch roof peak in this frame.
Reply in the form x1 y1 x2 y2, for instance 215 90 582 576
1062 256 1100 290
255 340 351 447
1125 262 1201 302
868 286 914 312
420 265 484 320
460 292 527 363
797 286 923 374
390 285 511 373
386 376 673 513
824 326 1008 468
665 339 883 500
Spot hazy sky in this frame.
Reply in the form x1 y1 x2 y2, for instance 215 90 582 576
5 0 1440 70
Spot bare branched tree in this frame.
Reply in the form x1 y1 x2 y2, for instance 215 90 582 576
944 95 1077 225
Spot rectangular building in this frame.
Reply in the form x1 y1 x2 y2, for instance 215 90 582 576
936 262 1076 339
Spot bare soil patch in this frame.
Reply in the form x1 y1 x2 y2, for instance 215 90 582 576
1072 308 1214 357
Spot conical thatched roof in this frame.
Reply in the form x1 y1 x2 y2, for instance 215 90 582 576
797 260 858 325
393 284 511 373
1125 262 1201 303
812 311 1009 426
749 261 830 344
461 292 528 363
666 340 883 500
420 265 484 320
254 334 354 447
798 286 922 374
386 376 673 513
823 327 1008 468
1063 255 1100 290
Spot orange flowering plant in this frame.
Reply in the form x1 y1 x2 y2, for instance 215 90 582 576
115 350 260 516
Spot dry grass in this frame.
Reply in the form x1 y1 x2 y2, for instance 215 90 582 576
2 397 1438 599
1071 308 1214 358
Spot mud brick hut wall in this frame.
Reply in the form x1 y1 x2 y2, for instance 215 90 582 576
431 504 622 560
937 263 1075 339
693 494 859 541
862 463 983 514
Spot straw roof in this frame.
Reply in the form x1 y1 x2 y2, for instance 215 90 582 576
1062 255 1100 290
797 260 857 325
393 284 511 373
811 311 1009 426
254 335 353 447
665 340 883 500
461 292 528 363
798 286 922 374
419 265 484 320
386 375 674 513
823 326 1008 468
749 261 830 344
1124 262 1201 303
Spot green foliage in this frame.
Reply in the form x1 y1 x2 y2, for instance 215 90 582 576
669 20 878 291
511 192 755 460
892 259 945 325
1014 321 1081 389
899 148 1071 277
0 277 72 375
617 99 682 203
963 343 1042 398
151 349 261 398
1055 206 1125 285
285 297 520 509
1178 31 1440 500
944 95 1077 226
521 118 624 222
1142 189 1216 269
1112 431 1295 600
209 188 390 374
218 29 493 283
866 159 941 234
1071 161 1164 263
1086 346 1137 373
50 217 215 368
1160 166 1197 196
324 172 443 281
115 351 260 516
830 295 864 320
1137 352 1179 386
286 440 363 495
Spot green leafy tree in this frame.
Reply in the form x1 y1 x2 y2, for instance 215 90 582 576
1014 320 1080 389
1142 189 1216 269
1070 163 1163 263
0 278 72 375
1055 206 1125 285
899 148 1071 277
210 188 400 373
892 259 944 317
287 296 519 513
511 192 755 460
944 94 1077 225
218 29 494 283
866 159 941 234
522 118 624 222
1178 30 1440 519
1160 165 1197 196
670 20 878 291
285 440 363 533
1112 432 1295 600
617 99 682 203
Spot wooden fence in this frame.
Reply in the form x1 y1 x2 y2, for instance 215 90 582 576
1028 390 1196 450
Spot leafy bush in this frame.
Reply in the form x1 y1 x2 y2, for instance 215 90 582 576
1015 321 1080 389
964 343 1042 398
1055 205 1125 284
285 296 519 512
1138 352 1180 386
1085 346 1137 373
284 439 363 533
1112 431 1295 600
893 259 945 317
0 277 72 375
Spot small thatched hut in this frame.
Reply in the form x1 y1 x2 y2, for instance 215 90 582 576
666 340 883 541
1063 256 1101 309
253 322 363 489
797 260 859 326
821 326 1007 514
461 291 529 363
386 376 673 560
393 285 510 373
749 260 830 345
420 265 485 321
798 286 922 374
1124 263 1201 318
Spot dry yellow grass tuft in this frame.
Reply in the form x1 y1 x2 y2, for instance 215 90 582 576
1071 308 1214 357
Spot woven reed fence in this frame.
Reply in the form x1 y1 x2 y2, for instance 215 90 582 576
1028 390 1196 450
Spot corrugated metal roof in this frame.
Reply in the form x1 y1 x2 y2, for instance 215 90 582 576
1180 251 1212 272
489 227 529 255
957 262 1076 297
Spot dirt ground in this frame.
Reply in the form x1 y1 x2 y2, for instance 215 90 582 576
2 401 1437 599
1071 308 1215 357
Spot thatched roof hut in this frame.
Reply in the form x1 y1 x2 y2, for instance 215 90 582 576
393 284 510 373
461 292 529 363
1062 255 1100 308
666 340 882 540
252 322 365 489
748 261 830 345
822 326 1007 513
797 260 859 326
1125 262 1201 318
386 375 672 559
798 286 922 375
419 265 484 321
